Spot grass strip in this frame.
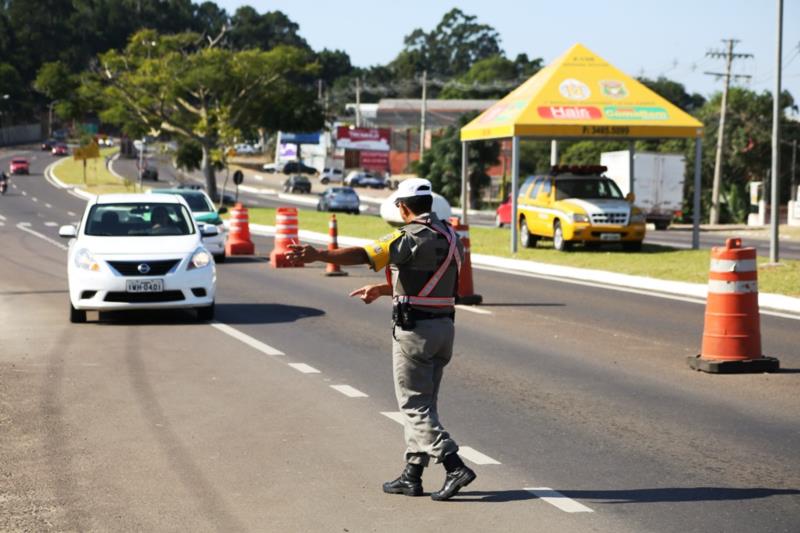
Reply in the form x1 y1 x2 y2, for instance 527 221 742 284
53 148 139 195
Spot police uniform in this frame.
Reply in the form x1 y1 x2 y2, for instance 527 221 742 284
364 211 464 467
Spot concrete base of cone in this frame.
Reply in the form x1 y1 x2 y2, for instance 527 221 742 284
687 355 780 374
226 242 255 256
456 294 483 305
324 270 348 277
270 252 303 268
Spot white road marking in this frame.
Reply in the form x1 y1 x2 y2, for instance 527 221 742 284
67 211 76 217
253 174 264 181
15 222 68 250
381 411 406 425
44 203 52 208
0 222 4 227
456 304 492 315
44 221 58 227
524 487 594 513
11 183 16 188
288 363 320 374
458 446 501 465
31 197 38 202
330 384 369 398
0 214 5 221
210 322 285 356
21 191 26 196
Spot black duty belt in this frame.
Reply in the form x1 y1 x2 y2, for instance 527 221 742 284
408 308 455 321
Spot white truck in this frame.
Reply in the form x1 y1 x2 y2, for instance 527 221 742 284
600 151 685 230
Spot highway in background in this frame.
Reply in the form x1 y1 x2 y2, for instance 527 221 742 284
1 146 798 531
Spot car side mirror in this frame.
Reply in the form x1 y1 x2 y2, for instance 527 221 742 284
625 192 636 203
217 206 228 215
58 224 77 239
200 224 219 237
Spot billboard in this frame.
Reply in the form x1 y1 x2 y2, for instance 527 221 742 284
336 126 390 151
359 150 389 171
280 132 321 144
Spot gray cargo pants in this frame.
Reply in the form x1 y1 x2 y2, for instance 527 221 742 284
391 317 459 466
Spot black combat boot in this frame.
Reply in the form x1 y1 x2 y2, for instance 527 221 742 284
382 463 424 496
431 453 476 501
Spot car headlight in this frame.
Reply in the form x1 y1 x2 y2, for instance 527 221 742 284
75 249 100 272
188 248 212 270
630 212 646 223
569 212 590 223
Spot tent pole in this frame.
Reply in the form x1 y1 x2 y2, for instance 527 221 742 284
511 136 520 253
692 137 702 249
550 140 558 166
461 141 468 225
628 141 635 197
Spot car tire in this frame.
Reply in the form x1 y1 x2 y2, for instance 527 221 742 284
553 220 571 251
321 178 329 185
623 241 643 252
352 209 360 215
654 221 670 230
214 253 226 264
519 217 538 248
197 302 215 322
495 214 504 228
70 302 87 323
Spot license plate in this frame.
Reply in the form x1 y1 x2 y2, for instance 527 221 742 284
600 233 621 241
126 279 164 293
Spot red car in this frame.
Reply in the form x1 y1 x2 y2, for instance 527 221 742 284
495 194 512 227
52 144 68 156
9 158 30 175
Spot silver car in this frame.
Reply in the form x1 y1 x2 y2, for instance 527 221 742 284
317 186 360 215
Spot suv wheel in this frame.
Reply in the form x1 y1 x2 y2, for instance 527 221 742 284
553 220 571 251
519 217 538 248
70 302 87 323
623 241 643 252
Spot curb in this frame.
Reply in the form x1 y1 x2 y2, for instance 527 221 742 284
45 159 96 201
237 222 800 318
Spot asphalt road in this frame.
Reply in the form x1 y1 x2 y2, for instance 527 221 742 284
2 146 799 532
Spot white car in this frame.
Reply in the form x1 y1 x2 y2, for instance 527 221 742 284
320 167 344 184
60 194 217 323
150 188 227 262
234 143 257 155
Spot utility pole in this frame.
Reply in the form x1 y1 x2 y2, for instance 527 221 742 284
791 139 798 201
355 77 361 128
770 0 783 263
705 39 753 224
419 70 427 161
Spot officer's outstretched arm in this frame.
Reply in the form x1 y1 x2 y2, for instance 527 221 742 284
349 283 391 304
286 244 369 266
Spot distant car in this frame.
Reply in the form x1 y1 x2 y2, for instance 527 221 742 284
140 164 158 181
283 175 312 194
58 193 217 323
320 167 344 185
41 139 57 151
282 161 317 175
345 170 385 189
234 143 257 155
52 144 69 156
262 162 283 173
175 183 235 206
495 195 512 227
9 158 30 175
151 189 228 263
317 186 360 215
97 137 114 147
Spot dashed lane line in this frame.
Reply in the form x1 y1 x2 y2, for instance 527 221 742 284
45 203 52 208
330 384 369 398
524 487 594 513
458 446 501 465
288 362 320 374
0 221 5 227
16 222 68 251
21 191 26 196
31 197 38 202
0 214 6 221
210 322 284 356
380 411 406 425
67 211 76 217
456 304 492 315
44 221 58 227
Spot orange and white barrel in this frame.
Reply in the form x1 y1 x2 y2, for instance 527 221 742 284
225 202 255 256
325 214 347 276
449 216 482 305
270 207 302 268
688 238 779 373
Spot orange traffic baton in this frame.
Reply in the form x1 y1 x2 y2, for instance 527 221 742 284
225 202 255 256
688 238 779 373
270 207 303 268
325 214 348 277
449 216 483 305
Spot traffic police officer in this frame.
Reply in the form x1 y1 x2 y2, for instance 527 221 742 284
286 178 476 501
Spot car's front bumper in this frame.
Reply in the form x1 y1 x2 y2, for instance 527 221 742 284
69 259 216 311
202 230 226 256
567 222 646 242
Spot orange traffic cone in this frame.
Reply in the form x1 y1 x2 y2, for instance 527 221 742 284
325 214 348 277
270 207 303 268
449 216 483 305
688 238 779 373
225 202 255 256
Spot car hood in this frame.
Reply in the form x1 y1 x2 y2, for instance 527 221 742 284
560 198 631 215
77 234 201 256
194 212 223 225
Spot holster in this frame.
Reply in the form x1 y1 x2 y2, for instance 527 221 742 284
392 300 416 331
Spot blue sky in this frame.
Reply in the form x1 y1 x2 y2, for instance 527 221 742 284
219 1 800 102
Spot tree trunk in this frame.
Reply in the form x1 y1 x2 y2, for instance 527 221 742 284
201 143 218 202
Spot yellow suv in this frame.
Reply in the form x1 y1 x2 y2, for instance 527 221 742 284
517 166 646 251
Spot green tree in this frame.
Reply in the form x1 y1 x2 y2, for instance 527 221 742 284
417 113 499 208
93 29 322 199
440 54 542 99
229 6 310 51
637 76 706 113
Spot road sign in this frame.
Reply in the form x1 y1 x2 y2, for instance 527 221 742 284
233 170 244 185
73 142 100 161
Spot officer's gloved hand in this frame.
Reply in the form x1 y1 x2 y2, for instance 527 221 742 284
286 244 321 265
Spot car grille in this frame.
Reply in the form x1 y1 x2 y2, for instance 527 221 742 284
107 260 180 276
590 213 628 225
104 291 185 303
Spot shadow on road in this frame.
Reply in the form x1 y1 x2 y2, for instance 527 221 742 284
0 289 68 296
560 486 800 504
479 302 565 308
218 256 268 264
216 302 325 324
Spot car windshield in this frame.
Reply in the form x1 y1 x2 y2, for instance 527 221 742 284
176 193 214 212
85 203 195 236
555 178 623 200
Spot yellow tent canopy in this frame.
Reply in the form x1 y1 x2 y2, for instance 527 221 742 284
461 43 703 141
